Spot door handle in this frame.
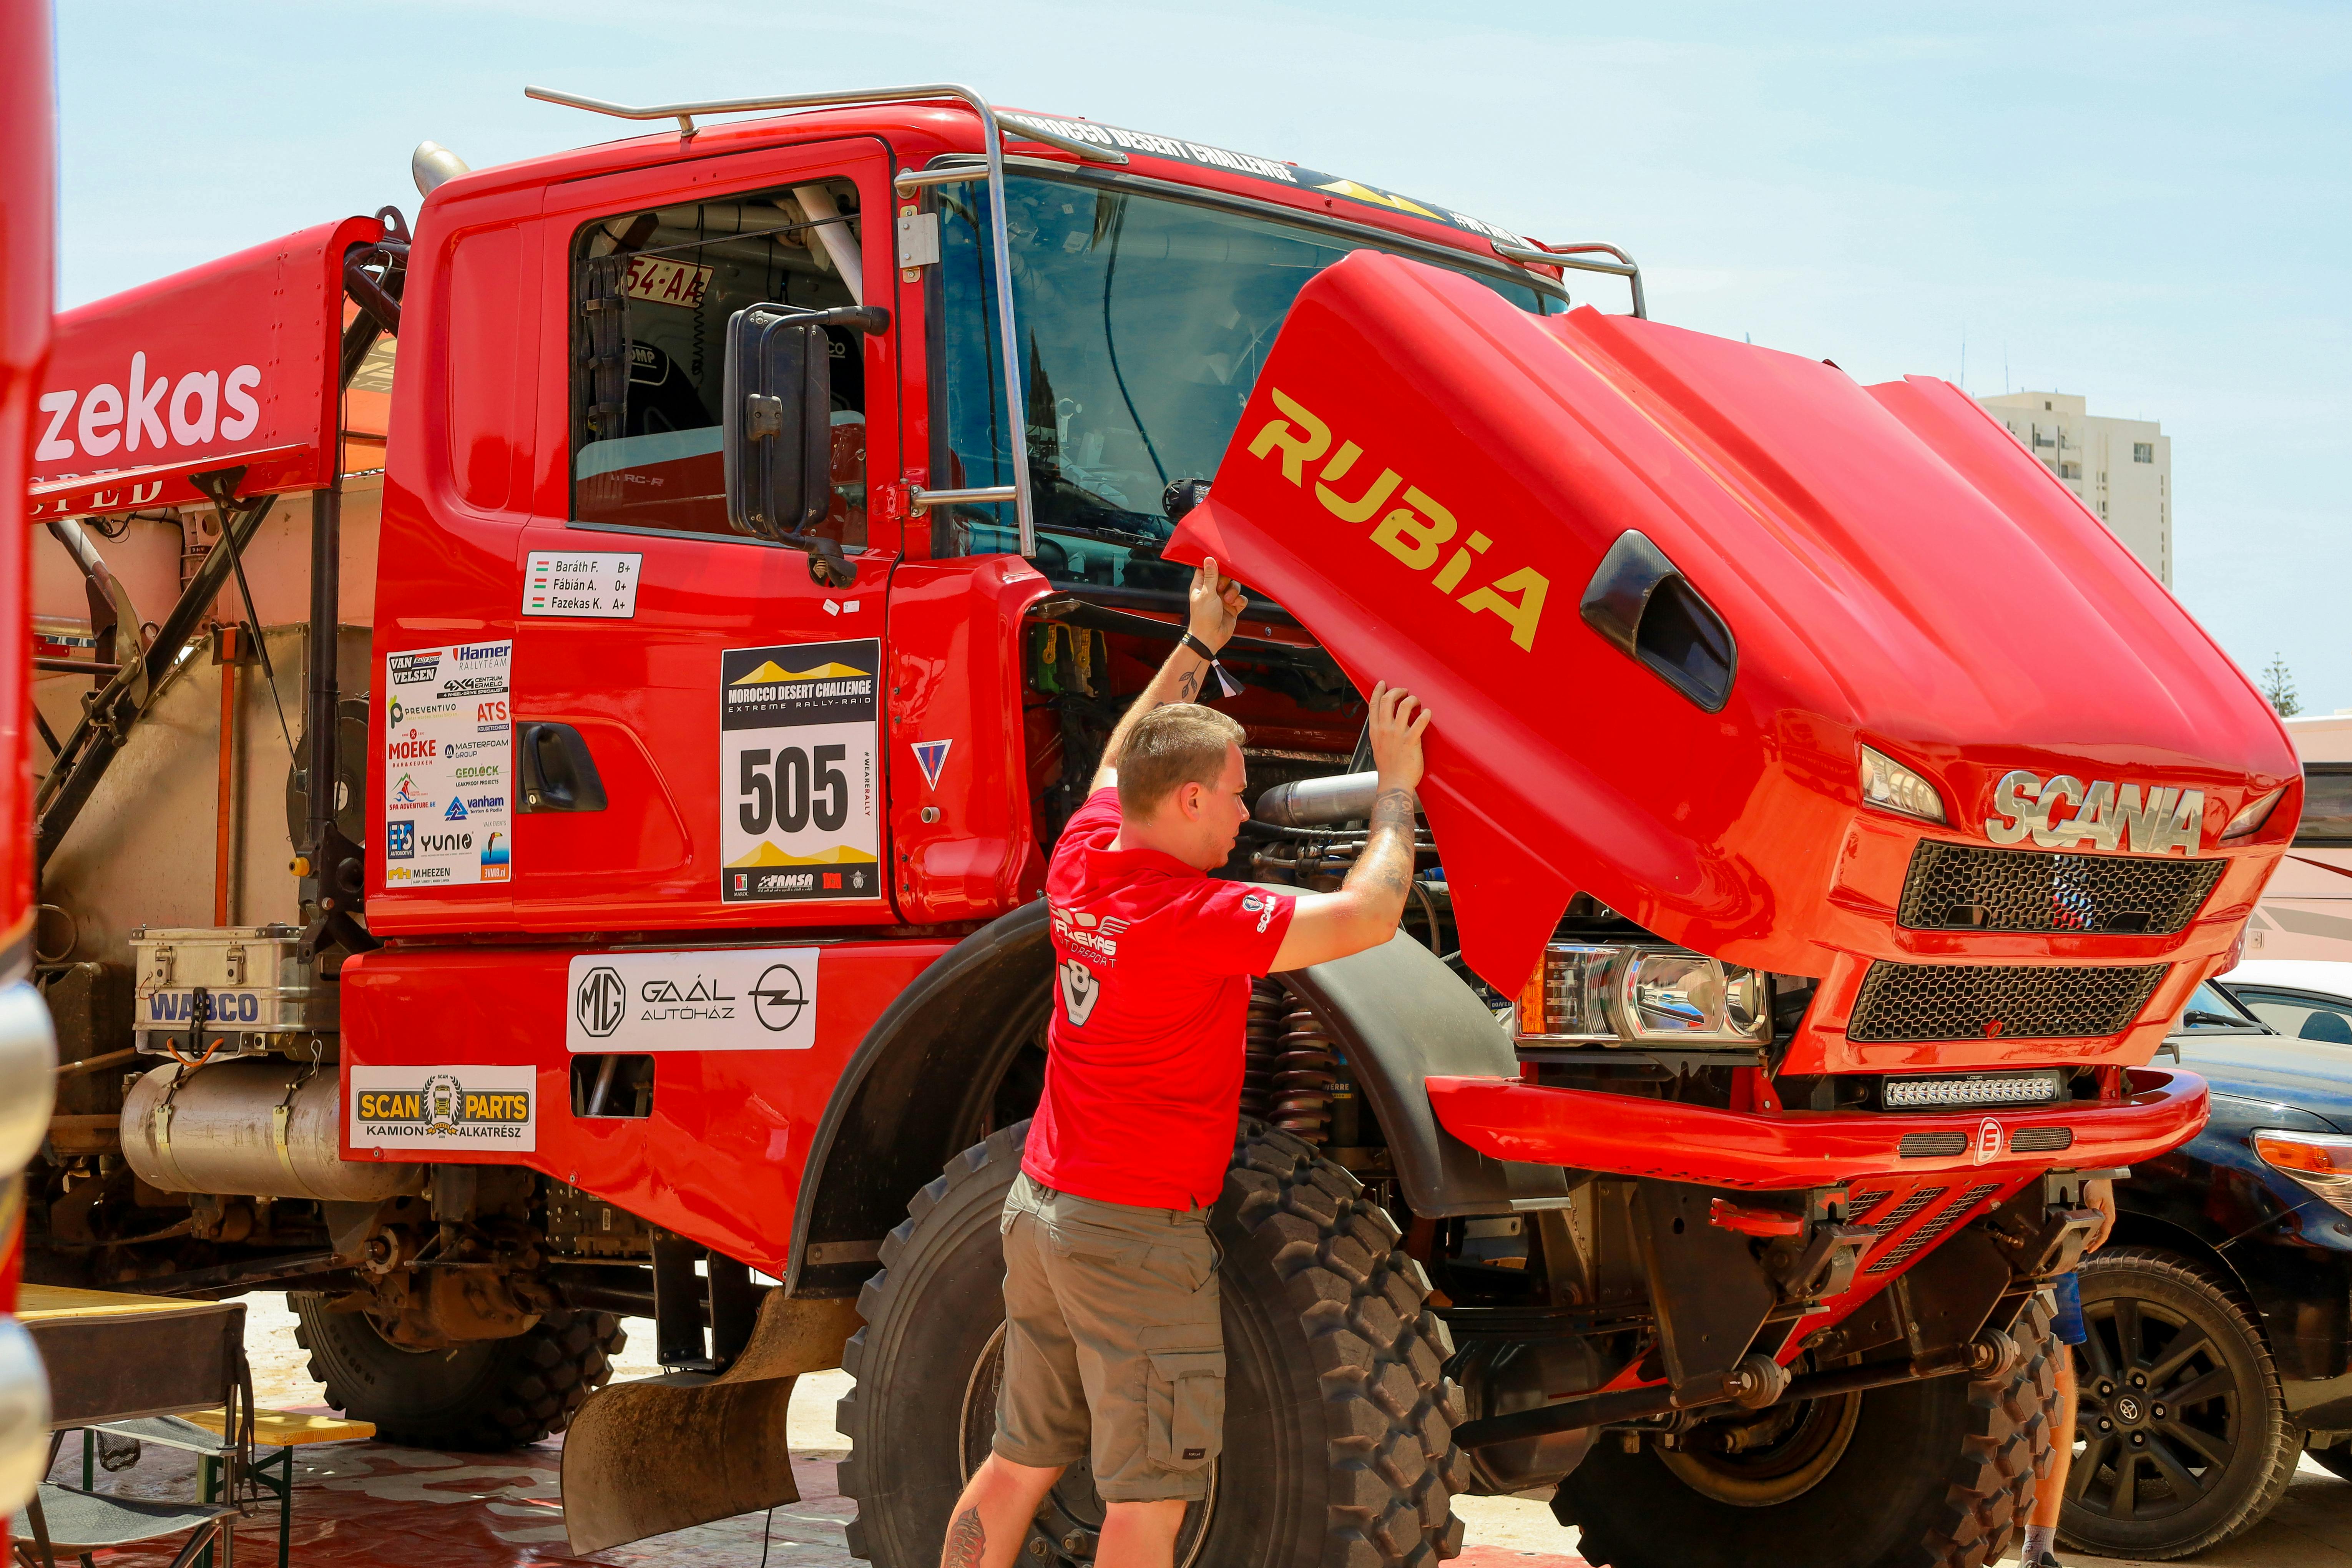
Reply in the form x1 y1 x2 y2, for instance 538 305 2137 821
518 723 609 812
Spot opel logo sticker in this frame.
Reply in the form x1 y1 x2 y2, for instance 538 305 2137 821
576 965 626 1039
750 963 809 1034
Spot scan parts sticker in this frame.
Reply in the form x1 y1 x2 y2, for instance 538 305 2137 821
565 947 821 1052
348 1064 536 1151
382 639 513 887
720 639 880 903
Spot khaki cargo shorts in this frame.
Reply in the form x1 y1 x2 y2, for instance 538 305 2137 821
993 1171 1224 1503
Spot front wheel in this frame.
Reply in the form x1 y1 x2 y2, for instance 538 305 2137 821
1557 1292 2063 1568
2056 1247 2299 1560
837 1120 1468 1568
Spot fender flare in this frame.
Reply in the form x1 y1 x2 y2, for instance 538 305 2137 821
786 906 1565 1295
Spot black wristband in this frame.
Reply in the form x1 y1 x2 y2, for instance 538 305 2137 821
1179 631 1221 662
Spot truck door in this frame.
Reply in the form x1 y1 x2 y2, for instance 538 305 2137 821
509 142 901 930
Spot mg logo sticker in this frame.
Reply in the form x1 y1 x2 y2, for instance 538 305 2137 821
576 965 626 1039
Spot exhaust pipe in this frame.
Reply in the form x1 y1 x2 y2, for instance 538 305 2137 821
1254 770 1381 828
121 1059 423 1202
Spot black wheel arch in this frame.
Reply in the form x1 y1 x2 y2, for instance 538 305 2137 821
786 906 1569 1296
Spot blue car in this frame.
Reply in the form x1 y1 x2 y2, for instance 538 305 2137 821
2058 964 2352 1560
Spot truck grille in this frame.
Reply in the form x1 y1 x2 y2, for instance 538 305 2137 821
1897 842 2224 935
1868 1183 2001 1274
1848 962 2165 1042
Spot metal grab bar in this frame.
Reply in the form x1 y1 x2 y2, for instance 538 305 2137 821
1492 239 1647 319
908 485 1019 510
525 81 1098 558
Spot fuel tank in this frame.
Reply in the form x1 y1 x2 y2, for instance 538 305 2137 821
1171 251 2296 1073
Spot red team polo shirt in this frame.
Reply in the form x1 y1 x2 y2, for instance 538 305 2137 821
1024 787 1297 1211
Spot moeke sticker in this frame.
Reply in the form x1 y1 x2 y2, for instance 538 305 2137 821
349 1065 536 1151
720 639 880 903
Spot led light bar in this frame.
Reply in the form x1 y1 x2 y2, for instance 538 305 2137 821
1881 1070 2065 1111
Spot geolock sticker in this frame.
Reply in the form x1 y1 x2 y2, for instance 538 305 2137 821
348 1064 536 1151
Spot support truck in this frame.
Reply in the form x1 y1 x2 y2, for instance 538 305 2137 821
15 83 2299 1568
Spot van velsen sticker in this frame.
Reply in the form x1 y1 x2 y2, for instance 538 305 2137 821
382 638 513 887
565 947 821 1051
719 639 880 903
349 1065 536 1151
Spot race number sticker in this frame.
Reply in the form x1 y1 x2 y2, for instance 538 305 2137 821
720 639 880 902
382 639 513 887
348 1064 536 1151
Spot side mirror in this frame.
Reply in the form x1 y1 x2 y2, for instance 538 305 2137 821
722 303 890 546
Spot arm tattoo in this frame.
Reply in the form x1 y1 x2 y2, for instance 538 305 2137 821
1176 669 1200 701
1361 789 1418 895
945 1505 987 1568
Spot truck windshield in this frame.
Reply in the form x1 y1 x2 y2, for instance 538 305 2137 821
930 174 1561 591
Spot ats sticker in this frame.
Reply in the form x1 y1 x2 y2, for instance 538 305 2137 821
349 1065 536 1151
720 639 880 903
564 947 821 1052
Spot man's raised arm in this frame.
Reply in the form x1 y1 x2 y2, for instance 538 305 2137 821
1089 556 1247 793
1271 683 1432 971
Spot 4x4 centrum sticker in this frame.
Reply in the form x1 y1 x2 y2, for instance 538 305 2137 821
382 639 512 887
720 638 880 902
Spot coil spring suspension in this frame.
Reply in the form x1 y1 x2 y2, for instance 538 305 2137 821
1242 980 1344 1144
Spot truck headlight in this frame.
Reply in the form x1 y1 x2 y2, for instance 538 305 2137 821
1516 944 1769 1045
1859 744 1947 825
2254 1129 2352 1217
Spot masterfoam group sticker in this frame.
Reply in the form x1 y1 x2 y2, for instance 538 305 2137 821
566 947 821 1051
719 638 880 903
349 1064 537 1151
383 640 513 887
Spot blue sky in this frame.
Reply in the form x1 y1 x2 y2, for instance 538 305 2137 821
54 2 2351 714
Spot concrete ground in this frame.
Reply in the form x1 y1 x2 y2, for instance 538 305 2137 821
33 1293 2352 1567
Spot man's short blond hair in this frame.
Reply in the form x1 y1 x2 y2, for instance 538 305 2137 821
1116 704 1245 818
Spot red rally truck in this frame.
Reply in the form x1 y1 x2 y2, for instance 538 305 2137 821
1 0 59 1540
16 84 2299 1568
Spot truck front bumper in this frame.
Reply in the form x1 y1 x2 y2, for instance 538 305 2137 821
1425 1067 2209 1188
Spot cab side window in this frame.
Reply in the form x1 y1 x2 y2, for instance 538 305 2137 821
570 179 868 548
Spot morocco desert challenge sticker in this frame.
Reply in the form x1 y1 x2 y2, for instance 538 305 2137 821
348 1064 536 1151
719 638 880 903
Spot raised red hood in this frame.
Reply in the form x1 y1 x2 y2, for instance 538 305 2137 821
1169 251 2295 1021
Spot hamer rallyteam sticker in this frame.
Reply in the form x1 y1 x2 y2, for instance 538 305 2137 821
348 1064 536 1151
720 638 880 902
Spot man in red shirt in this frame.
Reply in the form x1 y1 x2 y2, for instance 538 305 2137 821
938 558 1430 1568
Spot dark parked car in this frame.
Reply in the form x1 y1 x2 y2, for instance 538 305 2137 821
2058 971 2352 1560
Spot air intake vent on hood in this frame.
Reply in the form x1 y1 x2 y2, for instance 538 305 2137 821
1579 530 1737 713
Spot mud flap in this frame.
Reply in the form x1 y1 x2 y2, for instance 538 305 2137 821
561 1293 863 1553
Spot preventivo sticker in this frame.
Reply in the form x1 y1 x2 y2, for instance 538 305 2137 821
383 639 513 887
719 638 880 903
349 1064 536 1151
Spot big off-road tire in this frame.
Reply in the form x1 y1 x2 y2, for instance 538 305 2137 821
838 1120 1468 1568
2057 1247 2299 1560
290 1291 625 1450
1558 1292 2064 1568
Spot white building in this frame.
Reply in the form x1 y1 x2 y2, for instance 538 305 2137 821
1977 390 2171 585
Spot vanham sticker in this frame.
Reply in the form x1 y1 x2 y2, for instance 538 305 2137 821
349 1065 536 1151
1245 390 1548 651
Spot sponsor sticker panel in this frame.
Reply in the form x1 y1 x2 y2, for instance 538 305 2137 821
565 947 821 1052
382 639 513 887
720 638 881 903
349 1064 537 1151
